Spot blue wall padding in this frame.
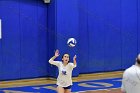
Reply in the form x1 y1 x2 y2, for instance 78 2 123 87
56 0 79 76
121 0 138 69
0 0 49 80
37 0 48 77
138 0 140 53
54 0 139 75
0 0 21 80
88 0 106 72
0 0 140 80
78 0 90 73
47 0 58 77
102 0 122 71
20 0 40 78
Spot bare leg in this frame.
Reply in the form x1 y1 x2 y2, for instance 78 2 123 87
57 86 64 93
64 89 71 93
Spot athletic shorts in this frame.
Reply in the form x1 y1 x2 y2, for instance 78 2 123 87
57 85 72 89
63 85 72 89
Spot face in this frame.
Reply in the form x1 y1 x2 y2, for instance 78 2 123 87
137 54 140 64
62 54 70 64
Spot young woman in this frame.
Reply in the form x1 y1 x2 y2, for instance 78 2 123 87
49 49 77 93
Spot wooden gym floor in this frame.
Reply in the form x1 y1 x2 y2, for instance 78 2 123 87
0 71 123 93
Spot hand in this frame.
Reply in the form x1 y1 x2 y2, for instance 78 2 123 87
73 55 77 60
55 49 60 57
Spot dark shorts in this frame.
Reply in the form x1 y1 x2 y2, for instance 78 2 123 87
57 85 72 89
63 85 72 89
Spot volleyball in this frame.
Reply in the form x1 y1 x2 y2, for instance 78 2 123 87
67 38 77 47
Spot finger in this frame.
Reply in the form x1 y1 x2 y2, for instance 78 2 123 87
55 49 59 53
73 55 76 59
57 49 59 53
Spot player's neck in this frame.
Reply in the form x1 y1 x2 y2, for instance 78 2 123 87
135 62 140 67
63 63 67 66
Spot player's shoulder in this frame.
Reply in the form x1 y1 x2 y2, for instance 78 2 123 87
68 62 73 65
56 61 62 66
124 65 136 73
59 61 63 64
67 62 73 66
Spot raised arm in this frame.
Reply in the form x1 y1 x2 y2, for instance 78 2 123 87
73 55 77 66
49 49 60 65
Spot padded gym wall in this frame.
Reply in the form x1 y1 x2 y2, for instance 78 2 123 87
78 0 122 73
138 0 140 54
49 0 139 76
79 0 138 73
56 0 79 76
0 0 139 80
47 0 58 77
20 0 48 79
79 0 89 73
0 0 48 80
100 0 122 71
121 0 138 69
0 0 20 80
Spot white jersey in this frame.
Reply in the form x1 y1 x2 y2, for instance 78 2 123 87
49 59 76 87
121 65 140 93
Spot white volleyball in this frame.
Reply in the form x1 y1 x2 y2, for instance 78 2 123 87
67 38 77 47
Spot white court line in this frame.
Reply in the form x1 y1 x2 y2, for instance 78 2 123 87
72 87 121 93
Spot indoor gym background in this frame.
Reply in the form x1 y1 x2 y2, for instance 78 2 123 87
0 0 140 93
